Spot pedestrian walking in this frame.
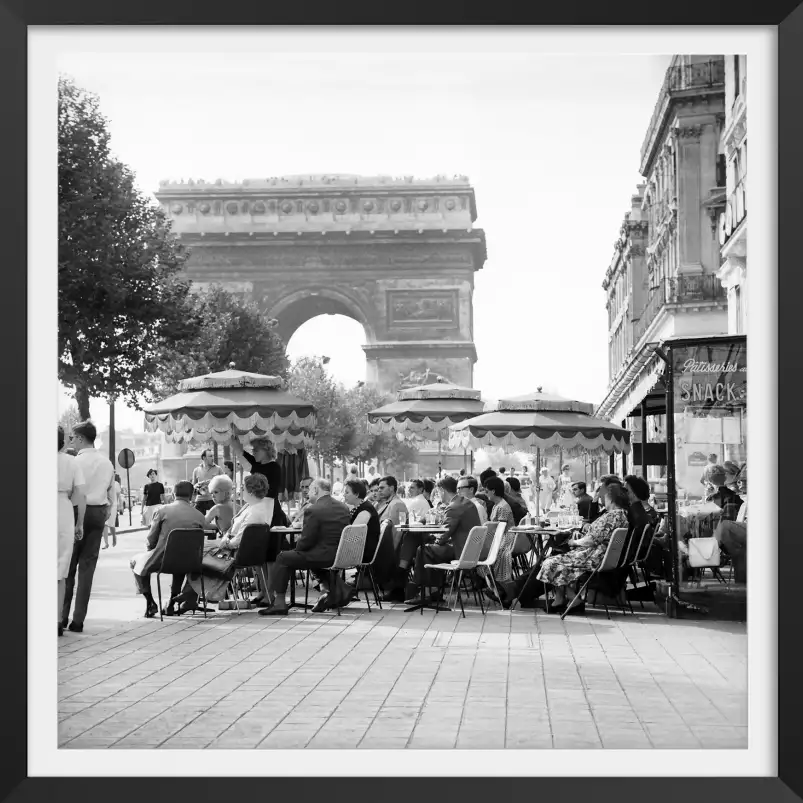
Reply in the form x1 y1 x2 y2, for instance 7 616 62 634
61 420 115 633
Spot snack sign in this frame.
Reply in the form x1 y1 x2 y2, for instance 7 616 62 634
674 340 747 410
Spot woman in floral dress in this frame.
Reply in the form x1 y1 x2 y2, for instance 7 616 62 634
537 482 630 613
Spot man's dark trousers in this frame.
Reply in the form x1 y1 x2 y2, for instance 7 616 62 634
399 532 456 589
62 504 108 626
134 572 185 599
270 550 334 596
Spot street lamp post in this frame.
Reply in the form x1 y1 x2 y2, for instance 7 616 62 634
108 397 116 466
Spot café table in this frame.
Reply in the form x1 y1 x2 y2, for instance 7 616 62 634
507 524 577 613
270 526 314 612
397 524 450 614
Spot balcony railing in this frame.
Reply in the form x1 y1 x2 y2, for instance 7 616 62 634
631 274 727 344
640 58 725 168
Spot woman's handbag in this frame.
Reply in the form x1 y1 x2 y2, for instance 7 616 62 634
201 548 236 578
687 536 721 568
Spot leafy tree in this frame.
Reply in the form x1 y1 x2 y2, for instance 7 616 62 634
286 357 352 468
58 75 201 418
337 383 419 476
286 358 421 477
153 284 289 398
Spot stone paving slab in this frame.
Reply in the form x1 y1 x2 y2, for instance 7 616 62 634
59 601 747 749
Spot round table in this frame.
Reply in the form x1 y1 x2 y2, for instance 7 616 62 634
507 525 577 613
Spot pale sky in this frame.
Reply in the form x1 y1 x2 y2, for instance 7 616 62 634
54 30 673 431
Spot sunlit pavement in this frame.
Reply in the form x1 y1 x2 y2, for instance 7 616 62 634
58 530 747 749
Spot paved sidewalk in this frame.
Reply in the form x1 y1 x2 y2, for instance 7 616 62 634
59 602 747 750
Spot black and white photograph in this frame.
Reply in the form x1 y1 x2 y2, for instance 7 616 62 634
27 24 778 778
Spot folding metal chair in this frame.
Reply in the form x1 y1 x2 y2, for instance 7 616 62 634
561 527 629 620
324 524 369 616
228 524 277 613
353 519 391 611
156 528 206 621
424 525 488 619
475 522 508 609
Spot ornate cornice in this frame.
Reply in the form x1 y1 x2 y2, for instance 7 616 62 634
155 175 480 235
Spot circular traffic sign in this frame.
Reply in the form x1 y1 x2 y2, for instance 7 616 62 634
118 448 136 469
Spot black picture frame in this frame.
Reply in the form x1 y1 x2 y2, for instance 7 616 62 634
1 2 798 801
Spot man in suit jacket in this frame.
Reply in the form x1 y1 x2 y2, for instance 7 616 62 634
571 481 600 522
260 477 351 616
131 481 206 617
402 475 481 605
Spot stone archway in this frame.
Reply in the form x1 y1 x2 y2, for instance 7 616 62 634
267 286 376 347
155 174 487 396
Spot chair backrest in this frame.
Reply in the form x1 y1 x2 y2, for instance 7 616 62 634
365 519 391 566
453 525 489 569
596 527 629 573
621 526 642 566
635 524 655 563
481 521 507 566
329 524 369 570
159 528 205 575
234 524 272 567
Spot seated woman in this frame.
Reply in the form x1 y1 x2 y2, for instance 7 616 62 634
536 482 630 614
169 473 288 614
343 479 380 561
624 475 660 528
204 474 235 535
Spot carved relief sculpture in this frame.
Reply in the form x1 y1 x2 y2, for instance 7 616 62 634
388 291 458 327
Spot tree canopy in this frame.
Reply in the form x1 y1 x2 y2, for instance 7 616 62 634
58 75 201 418
152 284 289 399
286 357 418 475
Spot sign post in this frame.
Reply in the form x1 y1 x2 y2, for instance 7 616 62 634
118 448 136 526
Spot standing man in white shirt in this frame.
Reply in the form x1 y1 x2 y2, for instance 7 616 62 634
405 479 432 521
61 421 115 633
191 450 223 515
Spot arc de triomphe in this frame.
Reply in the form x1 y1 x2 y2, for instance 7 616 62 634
155 175 487 395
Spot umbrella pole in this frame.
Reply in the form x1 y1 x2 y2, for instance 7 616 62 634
535 447 541 516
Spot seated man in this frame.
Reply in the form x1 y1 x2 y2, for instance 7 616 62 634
711 486 746 583
405 479 432 520
401 476 481 605
374 475 409 525
457 475 488 524
130 481 206 618
290 476 313 527
571 481 599 522
260 478 351 616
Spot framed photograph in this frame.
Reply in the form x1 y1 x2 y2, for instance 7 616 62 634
5 5 797 803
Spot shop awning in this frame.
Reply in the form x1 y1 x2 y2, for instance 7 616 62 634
596 342 665 422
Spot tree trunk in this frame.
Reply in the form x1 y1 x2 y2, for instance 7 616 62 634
75 385 91 421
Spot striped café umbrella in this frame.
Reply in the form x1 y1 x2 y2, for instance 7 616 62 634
142 368 316 455
367 379 485 474
447 389 631 457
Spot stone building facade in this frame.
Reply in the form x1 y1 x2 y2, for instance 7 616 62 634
598 56 730 431
717 55 748 334
154 175 487 397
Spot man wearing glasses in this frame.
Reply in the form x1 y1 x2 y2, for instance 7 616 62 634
457 476 488 524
